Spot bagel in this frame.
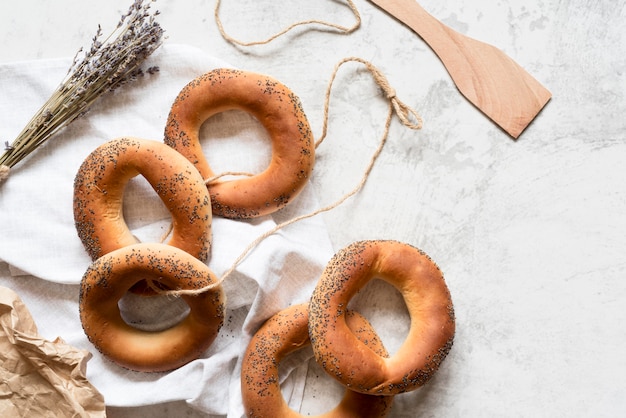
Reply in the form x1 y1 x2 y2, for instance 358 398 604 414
79 243 225 372
308 240 455 395
164 68 315 219
73 137 212 261
241 303 394 417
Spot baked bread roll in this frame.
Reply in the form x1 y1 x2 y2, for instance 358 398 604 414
79 243 225 372
164 68 315 219
241 303 394 417
309 240 455 395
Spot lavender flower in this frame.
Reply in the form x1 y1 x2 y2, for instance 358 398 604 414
0 0 164 183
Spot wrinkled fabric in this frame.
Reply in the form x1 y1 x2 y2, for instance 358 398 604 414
0 44 335 416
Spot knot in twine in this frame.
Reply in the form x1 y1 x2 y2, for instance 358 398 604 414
317 57 423 148
0 165 9 184
350 57 423 131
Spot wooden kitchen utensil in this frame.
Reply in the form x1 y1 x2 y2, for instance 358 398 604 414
370 0 551 138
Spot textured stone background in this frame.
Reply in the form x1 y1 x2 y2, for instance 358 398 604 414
1 0 624 416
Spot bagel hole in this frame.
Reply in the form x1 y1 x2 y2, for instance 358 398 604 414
298 346 347 415
122 174 172 243
118 278 190 332
199 110 272 179
275 344 346 414
347 278 411 356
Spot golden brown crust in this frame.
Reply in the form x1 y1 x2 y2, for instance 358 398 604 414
79 243 225 372
241 303 393 417
164 68 315 219
73 137 212 261
309 240 455 395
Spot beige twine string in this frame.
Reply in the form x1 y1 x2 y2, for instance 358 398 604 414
316 57 423 148
205 171 254 184
0 165 9 184
214 0 361 47
153 58 423 297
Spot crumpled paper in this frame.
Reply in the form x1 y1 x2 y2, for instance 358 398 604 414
0 286 105 418
0 43 336 417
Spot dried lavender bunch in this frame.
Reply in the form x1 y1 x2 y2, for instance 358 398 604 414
0 0 164 183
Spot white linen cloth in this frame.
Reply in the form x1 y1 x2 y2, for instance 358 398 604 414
0 43 335 416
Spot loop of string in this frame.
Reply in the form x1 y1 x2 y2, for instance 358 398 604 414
153 58 423 297
214 0 362 47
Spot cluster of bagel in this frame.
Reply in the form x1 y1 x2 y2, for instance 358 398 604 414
242 240 455 417
73 68 315 372
71 68 455 415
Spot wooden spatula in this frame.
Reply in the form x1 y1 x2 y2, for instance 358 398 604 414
370 0 551 138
